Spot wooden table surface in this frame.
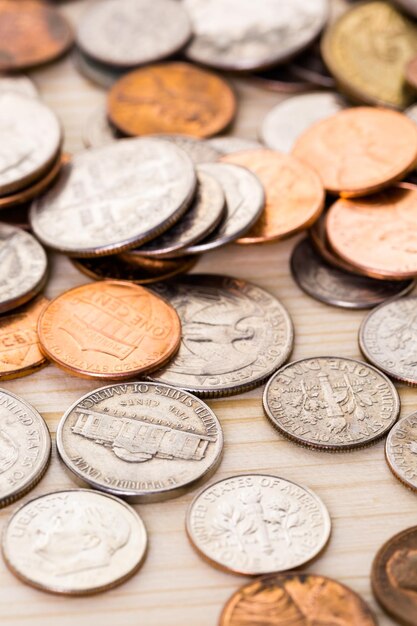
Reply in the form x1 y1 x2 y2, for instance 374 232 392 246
1 2 415 624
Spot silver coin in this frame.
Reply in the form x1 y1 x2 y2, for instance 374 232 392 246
392 0 417 17
77 0 192 68
0 389 50 508
184 163 265 254
148 274 294 397
151 134 221 164
0 93 62 196
0 223 48 314
30 138 197 257
291 238 416 310
56 382 223 502
260 91 347 153
82 104 119 149
73 49 127 89
184 0 329 72
359 296 417 386
2 489 147 595
0 76 38 99
206 136 262 155
186 474 331 576
263 357 400 451
130 170 225 258
386 411 417 491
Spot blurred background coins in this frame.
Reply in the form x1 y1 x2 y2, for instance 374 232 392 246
57 383 223 502
186 474 331 575
37 281 181 379
206 137 262 155
0 76 38 99
386 411 417 491
0 389 50 508
2 490 147 595
150 134 221 164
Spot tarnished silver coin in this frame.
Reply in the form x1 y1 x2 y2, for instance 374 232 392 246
30 138 197 257
360 296 417 386
148 274 294 397
0 223 47 313
73 49 126 89
184 163 265 254
386 411 417 491
184 0 329 71
291 238 416 310
77 0 192 68
130 170 225 258
2 489 147 595
186 473 331 576
57 382 223 502
206 136 262 155
263 357 400 451
151 134 221 164
392 0 417 17
260 92 346 153
0 76 38 98
0 389 50 508
0 93 61 196
82 104 119 149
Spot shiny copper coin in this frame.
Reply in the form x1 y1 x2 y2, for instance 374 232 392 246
108 62 236 139
220 573 377 626
293 107 417 197
0 297 48 380
326 184 417 280
37 281 181 380
221 149 324 244
0 0 74 71
372 526 417 625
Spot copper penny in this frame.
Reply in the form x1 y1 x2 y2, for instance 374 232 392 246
372 526 417 625
293 107 417 197
107 62 236 139
221 149 324 244
0 0 73 71
37 281 181 380
326 184 417 280
0 297 48 381
406 55 417 92
220 573 377 626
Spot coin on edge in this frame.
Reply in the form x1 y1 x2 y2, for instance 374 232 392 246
263 356 400 451
2 489 147 594
37 281 181 380
220 573 378 626
148 274 294 397
386 411 417 491
186 474 331 575
0 388 50 508
56 383 223 502
73 48 127 89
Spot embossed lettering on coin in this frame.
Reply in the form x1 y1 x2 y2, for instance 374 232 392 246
386 411 417 491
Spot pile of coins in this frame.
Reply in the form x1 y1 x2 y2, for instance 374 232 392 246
2 0 417 623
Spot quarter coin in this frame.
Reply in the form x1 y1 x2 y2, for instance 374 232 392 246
56 383 223 502
2 489 147 594
186 474 331 576
0 388 50 508
386 411 417 491
148 274 294 397
30 138 197 257
263 356 400 451
37 281 181 380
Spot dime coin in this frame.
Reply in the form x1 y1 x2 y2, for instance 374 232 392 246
30 138 197 257
221 149 324 244
0 93 62 196
291 238 415 310
393 0 417 17
37 281 181 380
288 44 336 89
56 383 223 502
0 389 50 508
107 62 236 138
0 76 38 98
2 490 147 594
326 185 417 279
131 170 225 258
322 1 417 108
76 0 191 68
260 92 346 153
206 136 262 155
263 356 400 451
73 48 127 89
148 274 294 397
186 474 331 576
220 573 377 626
150 135 221 164
372 526 417 625
386 411 417 491
293 108 417 196
82 105 119 149
0 223 47 314
359 296 417 386
250 66 311 94
183 0 329 72
0 0 73 71
183 163 265 254
0 297 49 380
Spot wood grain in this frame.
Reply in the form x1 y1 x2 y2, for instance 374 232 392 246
0 2 414 624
